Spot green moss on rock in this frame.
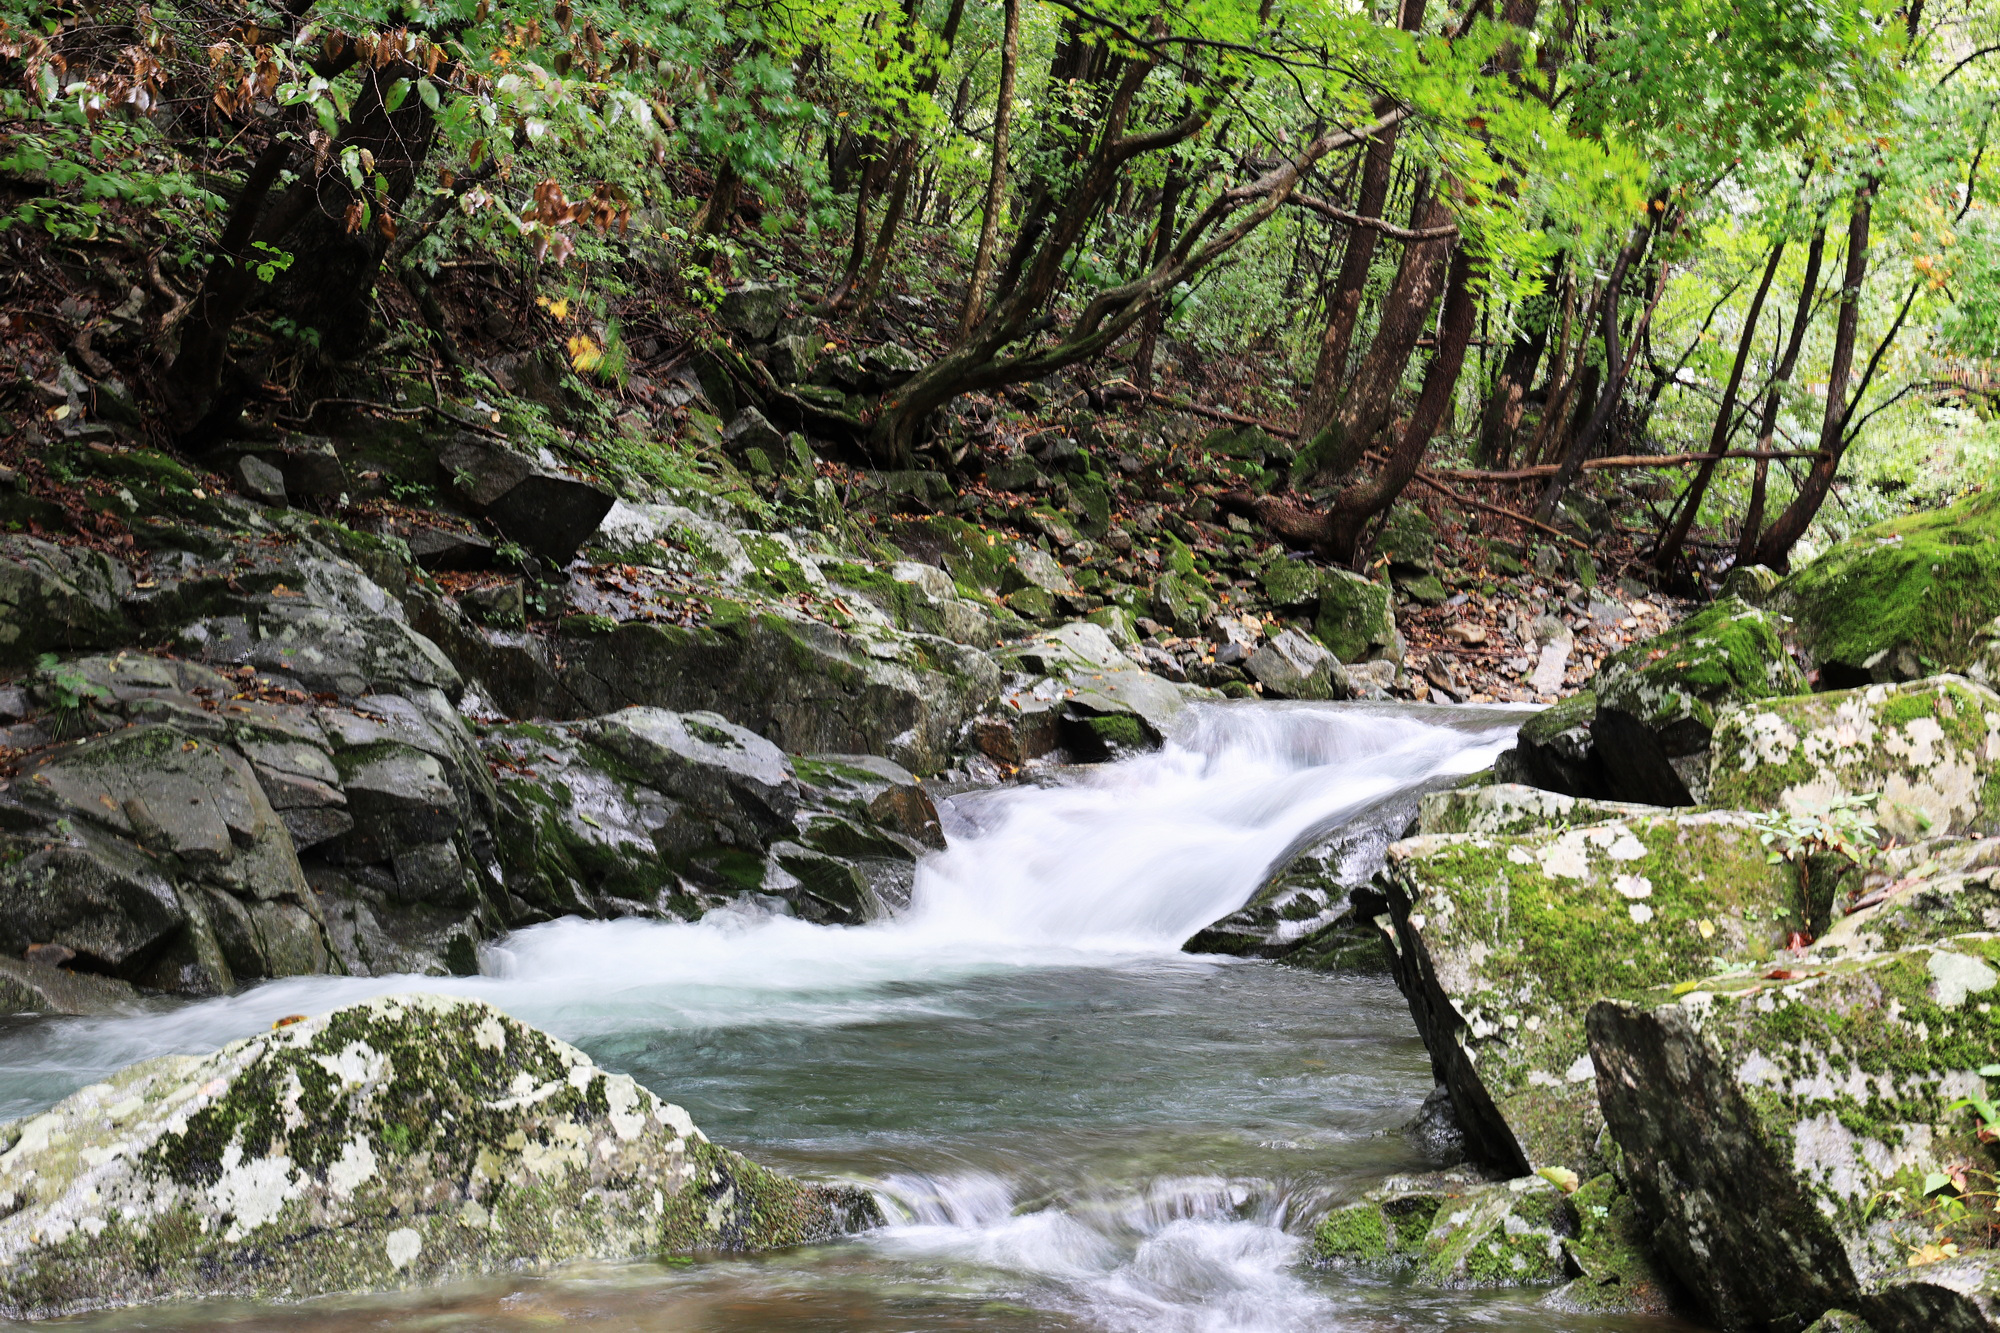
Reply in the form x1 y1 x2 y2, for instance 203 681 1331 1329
1770 488 2000 682
1708 676 2000 839
0 994 877 1320
1382 812 1810 1176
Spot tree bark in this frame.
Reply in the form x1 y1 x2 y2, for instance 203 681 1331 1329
1304 186 1457 486
1474 272 1556 468
1294 126 1401 439
1655 236 1786 571
1533 216 1656 521
1320 246 1480 563
956 0 1020 341
1752 183 1874 570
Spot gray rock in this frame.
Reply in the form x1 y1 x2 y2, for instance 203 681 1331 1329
861 342 923 382
555 607 1000 776
232 454 287 506
438 433 614 566
0 955 148 1016
0 536 132 669
1247 629 1350 700
0 993 879 1319
1416 784 1664 839
1589 935 2000 1332
582 708 800 846
1002 543 1077 596
723 407 786 456
718 282 786 340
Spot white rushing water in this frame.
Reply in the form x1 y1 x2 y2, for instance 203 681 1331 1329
7 700 1533 1333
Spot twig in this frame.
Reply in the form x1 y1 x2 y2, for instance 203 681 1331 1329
1409 471 1592 551
1429 450 1827 483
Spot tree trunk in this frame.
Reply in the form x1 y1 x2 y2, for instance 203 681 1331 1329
1294 125 1401 438
1320 246 1479 563
167 55 433 441
693 160 742 236
956 0 1020 341
1533 217 1655 520
1474 271 1556 468
1656 237 1786 571
1752 184 1874 570
1306 187 1458 486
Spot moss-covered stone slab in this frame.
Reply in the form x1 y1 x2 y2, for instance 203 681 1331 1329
1588 597 1806 806
1379 812 1812 1176
1495 689 1608 797
0 535 133 669
1770 488 2000 686
1416 783 1663 839
1587 935 2000 1333
1708 676 2000 839
1312 1169 1571 1288
1817 838 2000 955
0 993 878 1320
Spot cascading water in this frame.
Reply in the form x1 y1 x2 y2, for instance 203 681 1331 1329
0 701 1696 1333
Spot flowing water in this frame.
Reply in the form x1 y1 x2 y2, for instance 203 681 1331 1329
0 702 1704 1333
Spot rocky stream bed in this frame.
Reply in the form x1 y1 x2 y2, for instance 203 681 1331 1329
3 400 2000 1330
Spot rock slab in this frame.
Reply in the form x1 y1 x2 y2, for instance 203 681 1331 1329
0 993 877 1318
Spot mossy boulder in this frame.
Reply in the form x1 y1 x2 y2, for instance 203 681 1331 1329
1314 568 1400 664
1770 488 2000 687
1587 596 1805 805
1708 676 2000 840
1587 934 2000 1333
1379 812 1816 1176
1313 1170 1571 1288
0 993 877 1319
1416 783 1663 839
1494 690 1608 797
995 620 1206 756
554 602 999 775
1552 1172 1682 1315
0 535 133 668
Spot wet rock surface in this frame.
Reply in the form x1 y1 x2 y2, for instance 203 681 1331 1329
0 993 878 1319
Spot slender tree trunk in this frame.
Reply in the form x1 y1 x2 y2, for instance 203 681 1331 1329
1753 183 1874 570
1655 237 1787 570
1306 187 1458 485
854 139 919 309
1131 163 1187 390
1321 246 1480 562
957 0 1020 340
1534 217 1655 520
1295 127 1401 438
1474 273 1556 467
1737 225 1828 565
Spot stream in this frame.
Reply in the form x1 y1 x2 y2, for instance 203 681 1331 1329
0 701 1703 1332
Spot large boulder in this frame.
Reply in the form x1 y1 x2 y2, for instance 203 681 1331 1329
0 719 332 994
1586 596 1806 805
0 535 132 668
554 604 999 775
990 620 1204 758
166 543 463 700
438 433 615 566
1770 488 2000 687
1588 934 2000 1333
1708 675 2000 839
1378 812 1816 1176
488 710 940 925
0 993 877 1319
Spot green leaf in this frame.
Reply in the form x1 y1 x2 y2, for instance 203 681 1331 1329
313 96 338 138
384 78 412 114
417 78 440 113
1979 1065 2000 1078
1922 1172 1951 1196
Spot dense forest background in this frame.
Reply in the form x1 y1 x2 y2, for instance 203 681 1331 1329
1 0 1996 589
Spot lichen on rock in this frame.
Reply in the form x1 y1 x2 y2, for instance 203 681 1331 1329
1587 934 2000 1333
1378 811 1812 1176
0 993 878 1319
1708 675 2000 839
